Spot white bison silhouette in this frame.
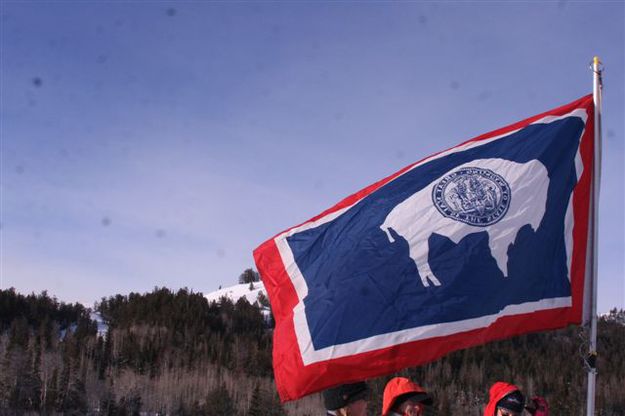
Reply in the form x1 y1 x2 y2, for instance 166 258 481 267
380 158 549 287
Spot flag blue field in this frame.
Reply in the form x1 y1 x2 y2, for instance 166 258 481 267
254 95 595 401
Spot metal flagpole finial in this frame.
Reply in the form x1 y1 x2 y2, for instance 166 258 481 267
590 57 603 68
590 56 604 81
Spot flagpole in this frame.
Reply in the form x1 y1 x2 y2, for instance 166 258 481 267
586 56 603 416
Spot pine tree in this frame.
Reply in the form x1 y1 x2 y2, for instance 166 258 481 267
63 372 88 416
204 383 236 415
248 384 263 416
239 268 260 284
118 390 142 416
8 317 30 350
173 397 188 416
99 388 118 416
437 390 451 415
265 389 287 416
55 352 71 412
44 367 59 413
247 384 286 416
30 333 43 411
18 352 42 411
0 350 14 408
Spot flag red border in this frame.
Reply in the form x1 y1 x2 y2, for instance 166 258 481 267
254 95 594 402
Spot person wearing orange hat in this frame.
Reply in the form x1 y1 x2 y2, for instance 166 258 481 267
382 377 433 416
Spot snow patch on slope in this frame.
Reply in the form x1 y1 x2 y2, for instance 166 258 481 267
91 311 109 337
205 282 270 317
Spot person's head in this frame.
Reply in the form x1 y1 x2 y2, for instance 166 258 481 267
484 382 525 416
323 382 370 416
495 390 525 416
382 377 433 416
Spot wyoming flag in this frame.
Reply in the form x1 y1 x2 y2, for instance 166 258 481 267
254 95 595 402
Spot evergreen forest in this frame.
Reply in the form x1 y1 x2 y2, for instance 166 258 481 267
1 284 623 416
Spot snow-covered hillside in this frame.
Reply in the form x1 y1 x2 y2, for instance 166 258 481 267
601 309 625 326
204 282 270 317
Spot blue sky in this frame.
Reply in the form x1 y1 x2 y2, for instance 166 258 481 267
1 1 623 313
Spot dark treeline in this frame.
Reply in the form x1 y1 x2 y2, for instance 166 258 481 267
0 287 285 416
0 289 95 337
96 287 272 378
1 286 624 415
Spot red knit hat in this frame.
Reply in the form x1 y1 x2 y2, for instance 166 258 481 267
484 382 522 416
382 377 432 416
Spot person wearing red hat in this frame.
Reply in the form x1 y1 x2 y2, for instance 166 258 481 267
484 381 525 416
484 381 551 416
382 377 433 416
